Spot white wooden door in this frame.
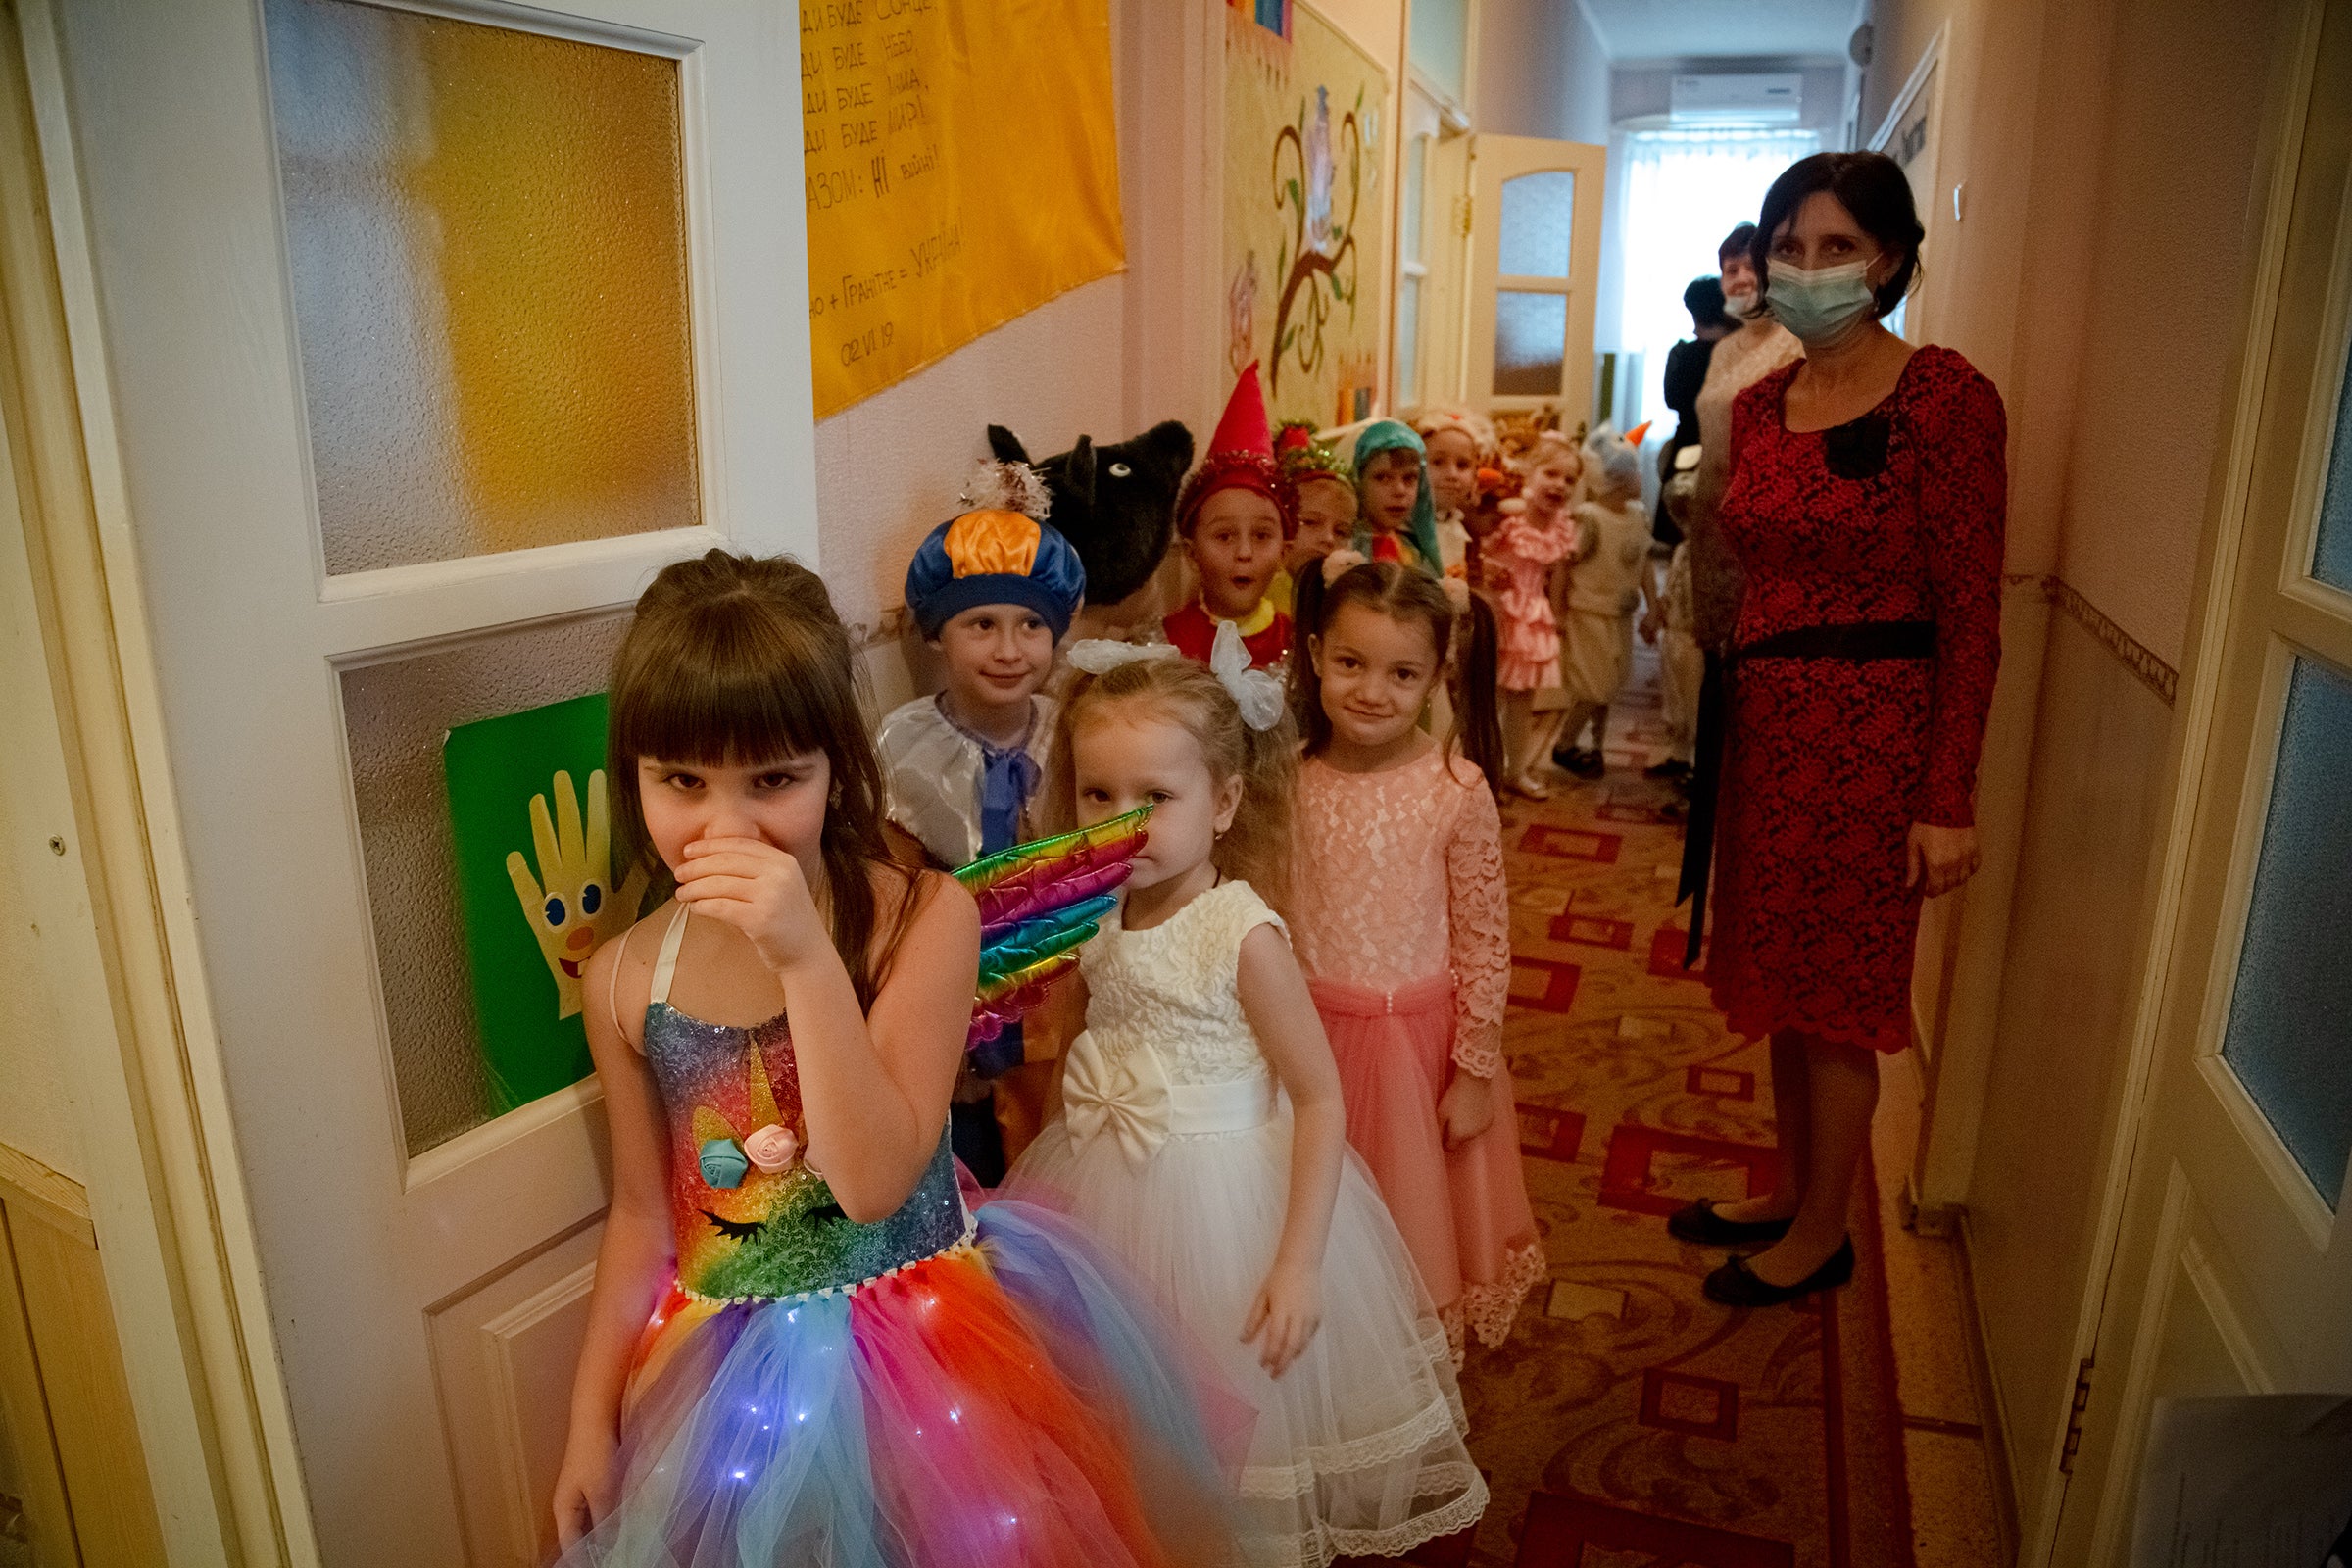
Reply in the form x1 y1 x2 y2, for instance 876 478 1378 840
48 0 811 1562
1406 120 1471 413
1461 133 1606 428
2050 4 2352 1559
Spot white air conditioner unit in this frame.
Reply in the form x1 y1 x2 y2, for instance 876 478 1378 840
1670 74 1802 125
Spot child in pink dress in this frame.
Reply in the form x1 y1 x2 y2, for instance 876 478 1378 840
1287 560 1544 1362
1486 433 1582 797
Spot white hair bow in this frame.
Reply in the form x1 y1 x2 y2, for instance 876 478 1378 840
1067 638 1180 674
1208 619 1287 731
1064 623 1287 732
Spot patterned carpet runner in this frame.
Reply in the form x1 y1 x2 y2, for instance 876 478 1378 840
1400 658 1919 1568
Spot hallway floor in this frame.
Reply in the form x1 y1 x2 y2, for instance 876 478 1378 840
1430 654 2013 1567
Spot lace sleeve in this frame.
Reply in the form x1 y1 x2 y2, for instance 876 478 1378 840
1445 771 1511 1076
1917 360 2008 827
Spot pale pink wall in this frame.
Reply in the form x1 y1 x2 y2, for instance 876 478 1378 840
2050 0 2287 666
1479 0 1610 144
1311 0 1406 67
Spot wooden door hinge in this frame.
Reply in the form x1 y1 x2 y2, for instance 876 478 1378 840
2059 1357 2094 1474
1456 194 1473 238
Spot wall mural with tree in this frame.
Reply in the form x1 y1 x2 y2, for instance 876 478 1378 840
1222 2 1386 430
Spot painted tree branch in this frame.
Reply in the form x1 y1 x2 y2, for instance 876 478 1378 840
1267 102 1365 396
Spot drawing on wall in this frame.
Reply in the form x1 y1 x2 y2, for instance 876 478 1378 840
801 0 1124 416
1223 2 1386 429
445 692 650 1114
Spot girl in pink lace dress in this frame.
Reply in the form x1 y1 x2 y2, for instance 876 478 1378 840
1288 561 1544 1360
1487 433 1583 797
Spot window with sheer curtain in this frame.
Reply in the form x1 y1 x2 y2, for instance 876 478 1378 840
1618 128 1821 437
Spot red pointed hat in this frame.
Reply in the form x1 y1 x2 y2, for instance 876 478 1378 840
1176 363 1296 536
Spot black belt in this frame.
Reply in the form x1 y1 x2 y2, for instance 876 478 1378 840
1675 620 1937 969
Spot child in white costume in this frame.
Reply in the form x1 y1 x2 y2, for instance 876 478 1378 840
1553 426 1655 779
876 462 1086 1182
1005 626 1485 1568
1643 446 1705 781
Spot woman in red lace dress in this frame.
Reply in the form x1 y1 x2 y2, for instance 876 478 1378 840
1673 153 2006 1306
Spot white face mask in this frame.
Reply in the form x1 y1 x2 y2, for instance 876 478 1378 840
1766 258 1878 347
1723 285 1762 321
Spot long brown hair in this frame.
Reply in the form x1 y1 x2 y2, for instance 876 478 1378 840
1049 654 1298 919
607 551 919 1008
1289 559 1504 792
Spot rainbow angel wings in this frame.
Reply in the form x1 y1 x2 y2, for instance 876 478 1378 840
955 805 1152 1049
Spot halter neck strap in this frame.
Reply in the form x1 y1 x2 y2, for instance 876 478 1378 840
649 903 690 1007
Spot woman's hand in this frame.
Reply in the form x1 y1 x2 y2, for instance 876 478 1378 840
551 1421 618 1550
1437 1070 1496 1149
673 836 831 976
1906 822 1983 898
1241 1259 1324 1377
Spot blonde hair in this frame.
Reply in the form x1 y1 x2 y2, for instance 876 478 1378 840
1413 406 1497 462
1520 429 1580 474
1051 655 1297 919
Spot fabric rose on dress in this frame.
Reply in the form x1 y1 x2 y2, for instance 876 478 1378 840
698 1137 750 1189
742 1124 800 1174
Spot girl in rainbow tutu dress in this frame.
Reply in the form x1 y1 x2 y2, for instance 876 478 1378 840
552 551 1233 1568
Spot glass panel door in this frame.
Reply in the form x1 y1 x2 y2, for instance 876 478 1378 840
2060 16 2352 1554
58 0 811 1557
2217 655 2352 1202
1464 134 1607 422
268 0 699 574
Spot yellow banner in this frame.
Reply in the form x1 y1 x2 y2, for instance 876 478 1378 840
801 1 1124 417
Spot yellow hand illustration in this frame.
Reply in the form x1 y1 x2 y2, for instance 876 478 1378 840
507 769 650 1019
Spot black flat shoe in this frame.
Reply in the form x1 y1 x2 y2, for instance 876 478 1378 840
1566 748 1606 780
1702 1237 1855 1307
1667 1198 1794 1248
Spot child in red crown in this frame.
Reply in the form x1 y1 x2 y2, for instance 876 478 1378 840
1154 364 1298 673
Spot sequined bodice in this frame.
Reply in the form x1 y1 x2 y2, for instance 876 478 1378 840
1078 880 1285 1086
642 1004 967 1302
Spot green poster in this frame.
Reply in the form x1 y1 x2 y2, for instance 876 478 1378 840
445 693 651 1114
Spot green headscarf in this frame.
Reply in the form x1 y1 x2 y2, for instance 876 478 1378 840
1348 419 1444 575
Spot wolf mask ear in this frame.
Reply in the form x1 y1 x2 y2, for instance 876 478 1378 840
986 424 1031 466
1062 434 1096 510
1139 420 1195 482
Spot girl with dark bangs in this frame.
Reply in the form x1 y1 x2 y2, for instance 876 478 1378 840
553 550 1235 1568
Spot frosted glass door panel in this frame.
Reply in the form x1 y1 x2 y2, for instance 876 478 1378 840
2314 334 2352 594
342 613 630 1154
266 0 698 574
1497 171 1575 279
2219 655 2352 1205
1494 291 1568 397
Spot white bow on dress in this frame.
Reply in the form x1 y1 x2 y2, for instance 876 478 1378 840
1059 1029 1172 1167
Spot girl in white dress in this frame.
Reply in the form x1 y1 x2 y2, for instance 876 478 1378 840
1006 623 1486 1568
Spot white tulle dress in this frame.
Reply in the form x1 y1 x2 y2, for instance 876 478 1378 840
1005 879 1487 1567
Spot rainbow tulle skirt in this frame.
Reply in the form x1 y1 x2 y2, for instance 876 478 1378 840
560 1200 1244 1568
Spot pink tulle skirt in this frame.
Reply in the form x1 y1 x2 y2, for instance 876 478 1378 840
1309 973 1547 1358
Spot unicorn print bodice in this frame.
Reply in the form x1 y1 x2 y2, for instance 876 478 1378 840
635 907 968 1303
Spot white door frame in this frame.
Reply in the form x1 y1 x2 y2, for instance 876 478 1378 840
2014 0 2340 1556
7 4 309 1559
